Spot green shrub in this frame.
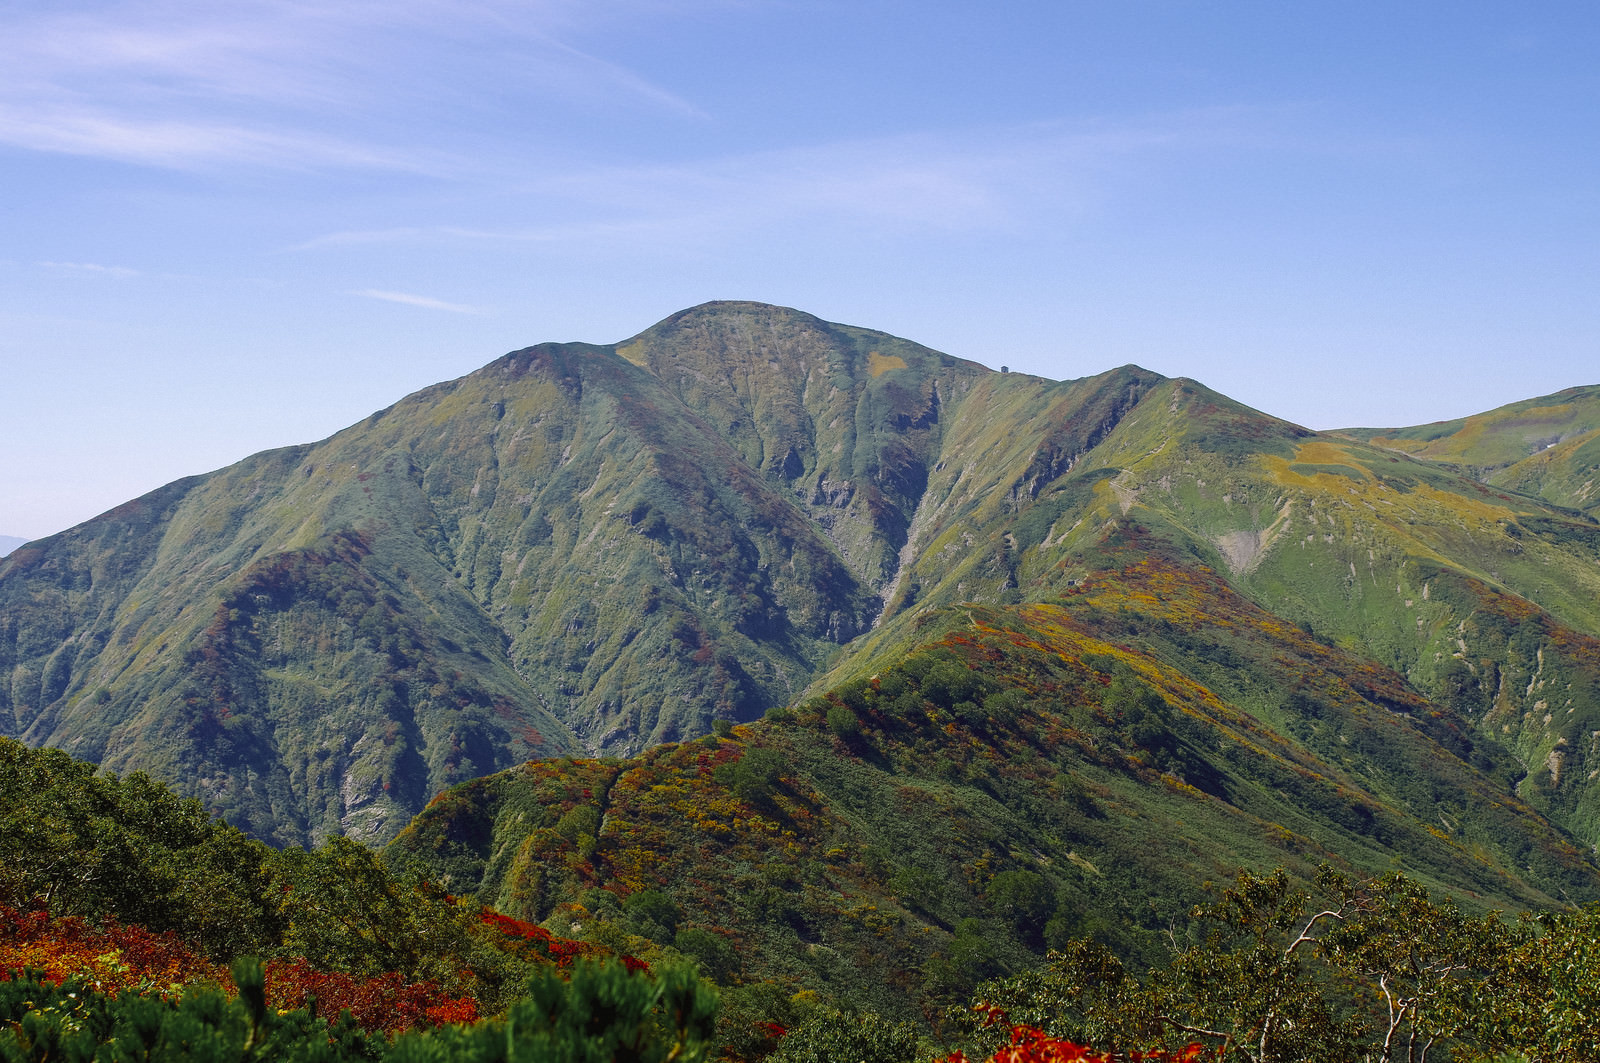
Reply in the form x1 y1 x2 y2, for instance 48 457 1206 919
554 805 601 843
624 889 682 943
826 706 860 739
392 958 719 1063
986 870 1055 942
674 927 737 984
0 959 374 1063
767 1005 921 1063
714 747 785 805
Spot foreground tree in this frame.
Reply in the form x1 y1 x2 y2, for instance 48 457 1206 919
1466 906 1600 1062
387 958 719 1063
959 866 1600 1063
0 738 282 959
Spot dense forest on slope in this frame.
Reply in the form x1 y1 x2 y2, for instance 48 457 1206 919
0 737 602 1010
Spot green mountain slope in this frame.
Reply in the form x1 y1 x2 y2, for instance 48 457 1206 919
386 543 1599 1017
1340 384 1600 516
6 301 1600 878
379 339 1600 1019
1492 427 1600 518
1340 384 1600 472
0 303 1051 844
805 372 1600 851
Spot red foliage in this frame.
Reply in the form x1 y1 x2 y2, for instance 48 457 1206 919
478 909 593 968
0 903 224 995
938 1007 1225 1063
0 904 475 1036
264 958 478 1035
940 1028 1219 1063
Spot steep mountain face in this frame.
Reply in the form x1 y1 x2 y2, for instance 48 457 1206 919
806 375 1600 848
4 301 1600 872
0 303 1081 844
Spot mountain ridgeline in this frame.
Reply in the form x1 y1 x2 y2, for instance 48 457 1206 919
1 302 1082 844
4 300 1600 917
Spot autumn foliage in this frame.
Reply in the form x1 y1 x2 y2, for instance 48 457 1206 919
264 957 478 1034
0 902 224 996
478 908 593 968
0 902 480 1036
939 1005 1223 1063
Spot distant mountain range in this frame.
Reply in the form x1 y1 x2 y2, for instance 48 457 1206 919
0 537 27 558
4 303 1600 966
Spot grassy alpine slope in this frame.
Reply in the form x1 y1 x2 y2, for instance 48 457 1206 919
1339 384 1600 485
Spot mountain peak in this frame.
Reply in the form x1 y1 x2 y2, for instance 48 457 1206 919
6 303 1600 870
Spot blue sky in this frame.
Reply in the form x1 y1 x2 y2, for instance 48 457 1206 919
3 1 1597 539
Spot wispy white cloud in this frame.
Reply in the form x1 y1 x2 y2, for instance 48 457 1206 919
540 38 709 120
351 288 480 314
40 261 141 278
0 0 708 171
295 219 700 250
0 103 435 171
296 109 1263 253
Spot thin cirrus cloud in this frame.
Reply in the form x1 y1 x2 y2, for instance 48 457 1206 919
40 261 141 279
351 289 481 314
0 104 433 172
537 36 709 120
0 0 705 172
296 109 1266 254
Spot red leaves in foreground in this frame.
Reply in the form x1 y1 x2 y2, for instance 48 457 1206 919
0 904 475 1035
938 1006 1224 1063
0 903 223 995
264 958 477 1034
944 1028 1218 1063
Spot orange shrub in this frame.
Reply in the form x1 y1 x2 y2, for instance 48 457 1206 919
0 903 223 995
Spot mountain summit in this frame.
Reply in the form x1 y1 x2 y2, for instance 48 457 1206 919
1 302 1011 842
5 303 1600 863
